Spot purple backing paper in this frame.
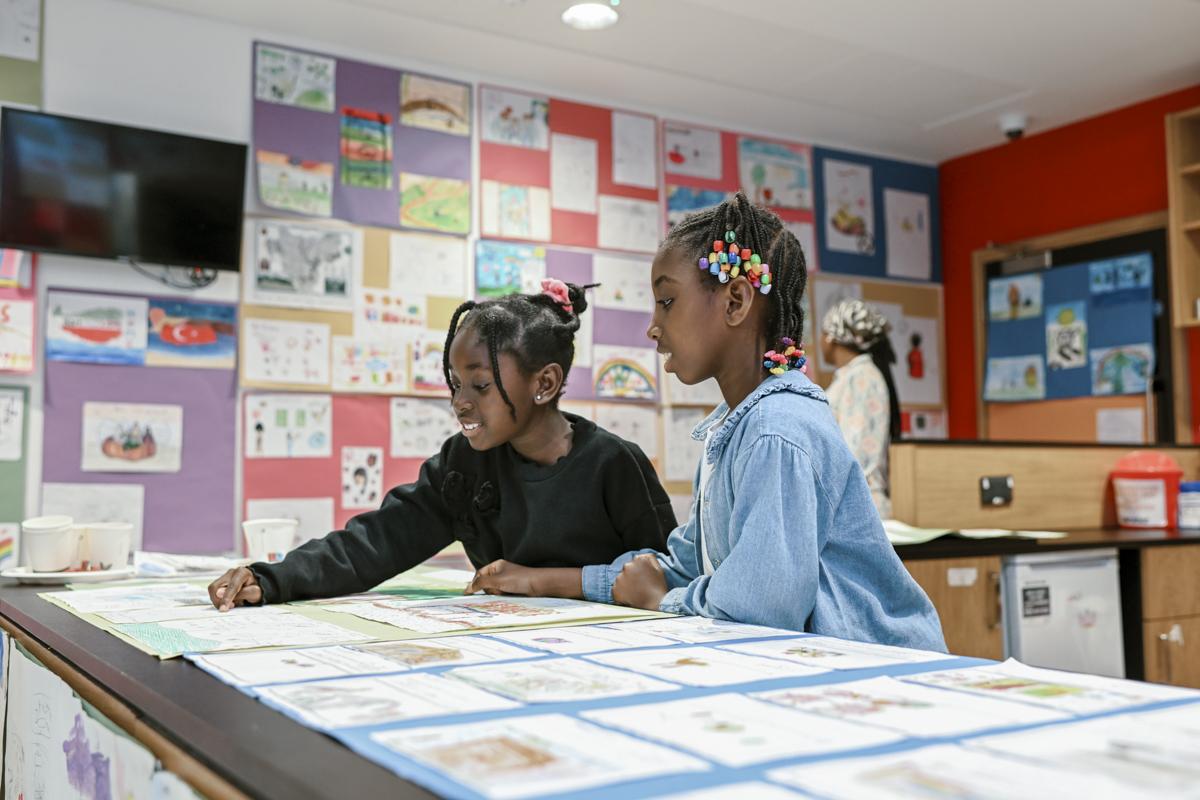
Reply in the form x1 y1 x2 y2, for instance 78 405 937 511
43 361 237 554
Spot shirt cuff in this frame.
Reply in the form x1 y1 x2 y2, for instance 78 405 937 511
658 586 687 614
581 563 620 604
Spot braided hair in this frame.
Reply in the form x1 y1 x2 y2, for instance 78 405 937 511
442 283 595 419
660 191 808 355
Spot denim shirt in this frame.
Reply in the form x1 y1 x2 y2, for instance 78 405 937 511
582 370 946 652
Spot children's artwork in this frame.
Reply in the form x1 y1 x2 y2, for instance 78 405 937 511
593 344 658 400
370 714 706 799
448 657 678 703
811 279 863 371
597 616 796 644
145 298 237 369
81 402 183 473
598 195 661 253
755 676 1065 738
341 446 383 509
550 133 598 213
666 185 731 227
354 288 426 338
904 409 948 440
1045 301 1087 370
583 693 898 767
984 354 1045 401
400 74 470 136
988 273 1043 321
593 254 654 313
738 137 812 210
0 297 34 372
244 394 332 458
481 181 552 241
664 406 707 483
248 220 361 311
823 159 874 255
257 151 334 217
491 625 678 655
46 291 147 365
244 497 334 547
663 123 722 179
407 331 450 395
331 337 408 393
389 397 459 458
784 221 819 272
339 108 393 189
0 0 39 61
45 581 210 615
883 188 931 280
592 403 659 462
663 373 723 407
112 608 371 658
351 636 533 669
1089 254 1153 304
1096 407 1144 443
574 303 594 368
399 173 470 235
586 646 826 687
256 673 518 730
612 112 657 189
888 312 942 406
0 387 24 461
0 249 26 286
1090 344 1153 395
243 318 330 386
480 87 550 150
41 482 145 550
0 522 14 569
768 743 1124 800
254 43 335 112
389 232 468 298
721 635 947 670
318 595 651 635
474 240 547 297
901 658 1194 716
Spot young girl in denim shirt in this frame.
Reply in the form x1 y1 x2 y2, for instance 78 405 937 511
470 193 945 651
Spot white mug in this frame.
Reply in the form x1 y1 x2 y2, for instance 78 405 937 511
242 518 298 563
82 522 133 570
22 515 78 572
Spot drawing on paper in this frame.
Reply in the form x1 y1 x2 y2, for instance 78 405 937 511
593 255 654 313
481 88 549 149
481 181 552 242
46 291 147 365
389 232 468 297
663 123 722 179
81 402 182 473
984 355 1045 402
242 318 330 386
1090 255 1152 296
62 713 110 799
1046 301 1087 370
0 387 25 462
401 74 470 135
332 337 407 393
0 298 34 372
399 173 470 234
354 288 426 338
408 332 450 395
823 159 874 255
1090 344 1153 395
988 274 1043 321
593 357 657 401
145 298 237 369
257 151 334 217
598 196 661 253
475 241 547 297
341 446 383 509
255 43 335 112
390 397 459 458
884 188 931 280
667 185 731 227
340 108 393 189
738 137 812 210
251 221 358 311
447 658 678 703
244 394 332 458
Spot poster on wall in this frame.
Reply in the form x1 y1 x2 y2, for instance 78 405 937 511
401 74 471 136
246 220 362 312
987 274 1043 321
331 337 408 394
480 181 552 241
1045 301 1087 370
480 87 550 150
390 397 459 459
475 241 547 297
883 189 931 281
0 387 24 461
243 318 330 387
663 123 721 179
666 186 730 228
339 108 393 190
1090 344 1153 395
551 133 599 213
257 151 334 218
593 345 658 401
81 402 183 473
46 291 147 365
244 394 332 459
611 112 657 190
341 446 383 509
822 159 874 255
984 355 1046 402
146 299 237 369
254 43 336 112
737 137 812 210
0 297 34 372
398 173 470 235
390 233 468 298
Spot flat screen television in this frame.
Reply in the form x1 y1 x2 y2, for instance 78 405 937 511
0 108 247 270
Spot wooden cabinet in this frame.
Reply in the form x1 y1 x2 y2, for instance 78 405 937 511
903 556 1003 660
1166 105 1200 327
1141 543 1200 688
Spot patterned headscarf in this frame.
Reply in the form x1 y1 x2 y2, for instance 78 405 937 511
822 298 891 352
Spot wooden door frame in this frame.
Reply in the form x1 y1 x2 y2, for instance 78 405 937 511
971 211 1192 443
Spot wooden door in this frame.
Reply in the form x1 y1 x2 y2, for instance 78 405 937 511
904 556 1004 660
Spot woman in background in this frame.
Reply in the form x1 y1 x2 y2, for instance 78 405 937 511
820 298 901 518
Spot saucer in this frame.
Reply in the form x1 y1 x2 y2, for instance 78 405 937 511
1 565 135 585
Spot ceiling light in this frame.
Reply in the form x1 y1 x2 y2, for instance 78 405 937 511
562 2 619 31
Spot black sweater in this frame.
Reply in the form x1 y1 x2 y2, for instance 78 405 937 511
251 414 676 603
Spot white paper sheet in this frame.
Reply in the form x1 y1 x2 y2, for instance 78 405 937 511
449 657 677 703
353 287 426 339
254 43 335 112
0 298 34 371
244 220 361 311
823 159 875 255
654 784 804 800
584 693 898 767
0 0 40 61
1096 407 1145 444
593 344 658 400
45 582 210 614
41 482 145 550
6 647 89 800
888 313 942 406
389 397 459 458
663 123 722 179
586 646 826 687
244 497 334 546
663 372 723 407
319 595 642 634
491 624 678 654
243 318 330 386
550 133 598 213
884 189 932 280
46 291 148 364
244 394 332 458
592 253 654 313
664 406 707 483
480 88 549 150
600 616 796 644
721 635 948 670
0 387 24 460
113 608 370 657
81 402 182 473
591 403 659 461
370 714 707 800
331 336 408 393
389 232 468 298
351 636 535 669
340 446 383 509
612 112 658 189
738 137 812 210
481 181 551 241
598 195 661 253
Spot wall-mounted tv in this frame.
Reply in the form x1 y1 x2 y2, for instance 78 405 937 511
0 108 247 270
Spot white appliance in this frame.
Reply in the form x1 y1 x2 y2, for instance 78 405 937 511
1001 548 1125 678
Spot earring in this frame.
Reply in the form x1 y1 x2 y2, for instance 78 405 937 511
536 394 543 401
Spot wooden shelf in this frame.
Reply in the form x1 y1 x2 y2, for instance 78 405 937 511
1167 105 1200 331
1185 219 1200 233
1183 162 1200 177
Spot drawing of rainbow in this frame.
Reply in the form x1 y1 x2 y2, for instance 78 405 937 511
593 358 657 400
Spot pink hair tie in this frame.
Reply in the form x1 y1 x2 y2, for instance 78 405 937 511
541 278 573 313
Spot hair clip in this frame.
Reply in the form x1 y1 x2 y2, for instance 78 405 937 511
540 278 574 313
697 228 772 294
762 338 807 376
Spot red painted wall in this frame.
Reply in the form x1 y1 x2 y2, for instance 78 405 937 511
939 84 1200 440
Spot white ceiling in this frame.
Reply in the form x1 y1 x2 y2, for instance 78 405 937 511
129 0 1200 163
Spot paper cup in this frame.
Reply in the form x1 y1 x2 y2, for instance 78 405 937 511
82 522 133 570
242 518 298 563
23 515 78 572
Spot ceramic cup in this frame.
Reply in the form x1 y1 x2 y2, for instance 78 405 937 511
22 515 79 572
81 521 134 570
241 518 298 563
